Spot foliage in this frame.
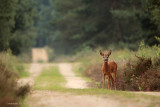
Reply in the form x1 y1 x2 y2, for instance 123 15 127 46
121 41 160 91
1 0 159 55
139 0 160 46
18 51 32 63
44 46 55 62
0 50 30 78
33 0 159 54
0 52 30 106
34 0 53 47
0 0 17 51
0 0 37 55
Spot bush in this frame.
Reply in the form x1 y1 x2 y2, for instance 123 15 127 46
118 41 160 91
0 52 30 106
18 51 32 63
122 56 160 91
85 63 102 82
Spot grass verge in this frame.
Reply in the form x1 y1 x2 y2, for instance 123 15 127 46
20 64 30 78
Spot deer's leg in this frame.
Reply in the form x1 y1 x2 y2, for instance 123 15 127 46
114 72 117 90
101 72 103 87
107 75 111 89
102 74 106 88
109 74 114 89
108 75 111 89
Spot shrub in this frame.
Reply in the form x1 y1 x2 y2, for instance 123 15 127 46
0 52 30 106
85 63 102 82
16 84 30 98
137 68 160 91
114 51 160 91
121 41 160 91
18 51 32 63
123 56 152 90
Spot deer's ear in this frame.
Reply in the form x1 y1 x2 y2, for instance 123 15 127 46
99 50 104 56
107 50 112 56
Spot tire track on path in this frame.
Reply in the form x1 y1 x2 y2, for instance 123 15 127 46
58 63 88 89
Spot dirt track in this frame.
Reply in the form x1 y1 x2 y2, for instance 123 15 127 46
58 63 88 89
23 63 160 107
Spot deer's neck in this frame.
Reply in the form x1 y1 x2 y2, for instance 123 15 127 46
104 61 109 68
103 61 109 74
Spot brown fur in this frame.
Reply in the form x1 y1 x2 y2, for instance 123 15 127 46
100 50 117 89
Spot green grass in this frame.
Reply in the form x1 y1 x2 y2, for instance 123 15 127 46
19 64 30 78
34 66 66 90
21 99 29 107
20 71 30 78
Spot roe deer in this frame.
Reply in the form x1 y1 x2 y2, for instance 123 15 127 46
99 50 117 89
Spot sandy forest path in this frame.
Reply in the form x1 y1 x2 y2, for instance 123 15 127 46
25 63 144 107
25 63 160 107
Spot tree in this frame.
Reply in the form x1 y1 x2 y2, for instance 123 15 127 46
10 0 37 55
140 0 160 45
40 0 160 54
0 0 37 55
0 0 17 51
34 0 53 47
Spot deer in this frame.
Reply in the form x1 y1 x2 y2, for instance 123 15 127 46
99 50 117 90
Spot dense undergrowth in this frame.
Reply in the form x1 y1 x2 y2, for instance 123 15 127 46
72 41 160 91
0 52 30 107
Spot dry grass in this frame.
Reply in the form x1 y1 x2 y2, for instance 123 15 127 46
0 52 30 106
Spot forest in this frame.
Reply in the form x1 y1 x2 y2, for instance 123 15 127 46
0 0 160 55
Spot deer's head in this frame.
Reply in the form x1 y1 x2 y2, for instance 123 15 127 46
99 50 112 62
